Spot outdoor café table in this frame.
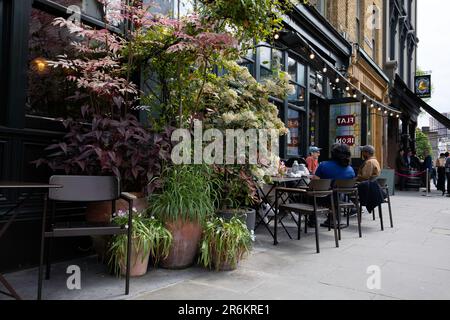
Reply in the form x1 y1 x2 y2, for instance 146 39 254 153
0 181 62 300
255 176 310 245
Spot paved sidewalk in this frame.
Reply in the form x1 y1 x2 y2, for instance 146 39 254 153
2 191 450 300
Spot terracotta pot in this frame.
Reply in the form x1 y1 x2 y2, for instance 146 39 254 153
86 192 148 224
87 193 148 261
119 240 150 277
214 258 238 272
160 220 202 269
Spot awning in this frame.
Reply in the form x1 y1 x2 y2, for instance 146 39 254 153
394 75 450 128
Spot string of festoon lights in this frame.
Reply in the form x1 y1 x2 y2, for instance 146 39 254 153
274 29 402 119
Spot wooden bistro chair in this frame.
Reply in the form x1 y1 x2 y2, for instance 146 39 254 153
37 176 136 300
275 179 339 253
334 179 362 240
376 178 394 230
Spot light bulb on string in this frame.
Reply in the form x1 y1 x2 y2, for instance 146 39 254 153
309 51 315 60
363 97 367 104
335 77 340 83
370 102 375 108
352 91 357 98
274 33 280 40
345 85 350 91
322 64 328 73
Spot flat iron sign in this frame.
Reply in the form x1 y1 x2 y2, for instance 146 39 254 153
335 135 356 146
336 115 356 126
329 102 361 158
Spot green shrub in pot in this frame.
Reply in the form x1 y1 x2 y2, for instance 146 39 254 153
108 210 172 277
148 164 219 269
199 216 252 271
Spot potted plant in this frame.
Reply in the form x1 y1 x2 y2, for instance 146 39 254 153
148 164 218 269
199 216 252 271
108 209 172 277
215 166 258 234
35 113 173 221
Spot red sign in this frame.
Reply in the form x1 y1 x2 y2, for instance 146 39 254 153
336 115 355 126
335 135 355 146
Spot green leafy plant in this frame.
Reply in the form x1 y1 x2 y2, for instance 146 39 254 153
199 216 252 271
108 210 172 276
148 165 220 223
198 0 308 43
415 128 432 160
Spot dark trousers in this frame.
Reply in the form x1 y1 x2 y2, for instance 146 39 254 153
437 167 446 192
447 173 450 194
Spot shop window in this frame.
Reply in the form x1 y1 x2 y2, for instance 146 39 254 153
148 0 195 18
297 63 306 86
288 85 305 107
288 58 297 82
52 0 122 24
27 8 82 119
309 109 317 147
259 45 282 80
287 108 301 156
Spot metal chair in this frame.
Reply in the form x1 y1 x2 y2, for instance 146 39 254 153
275 179 339 253
37 176 136 300
334 179 361 239
376 178 393 229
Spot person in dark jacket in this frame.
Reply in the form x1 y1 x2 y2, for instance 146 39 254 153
410 150 421 170
422 150 433 192
396 149 408 191
436 153 446 194
446 152 450 197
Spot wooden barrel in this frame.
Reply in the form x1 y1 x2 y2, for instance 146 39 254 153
405 170 422 191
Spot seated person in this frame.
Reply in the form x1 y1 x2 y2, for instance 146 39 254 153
313 143 356 228
314 143 356 182
306 146 321 175
357 145 381 182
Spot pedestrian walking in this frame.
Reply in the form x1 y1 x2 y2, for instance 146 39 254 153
436 153 446 195
446 152 450 197
423 150 433 192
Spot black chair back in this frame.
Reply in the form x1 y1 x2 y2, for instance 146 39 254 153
308 179 332 192
49 176 120 202
335 179 357 189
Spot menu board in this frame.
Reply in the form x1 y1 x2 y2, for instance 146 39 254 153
329 102 361 158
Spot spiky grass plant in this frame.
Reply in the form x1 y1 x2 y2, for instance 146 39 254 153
199 216 252 271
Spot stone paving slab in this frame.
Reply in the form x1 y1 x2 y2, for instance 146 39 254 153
1 190 449 300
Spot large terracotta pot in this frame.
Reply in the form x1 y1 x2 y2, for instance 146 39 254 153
119 239 150 277
159 220 202 269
